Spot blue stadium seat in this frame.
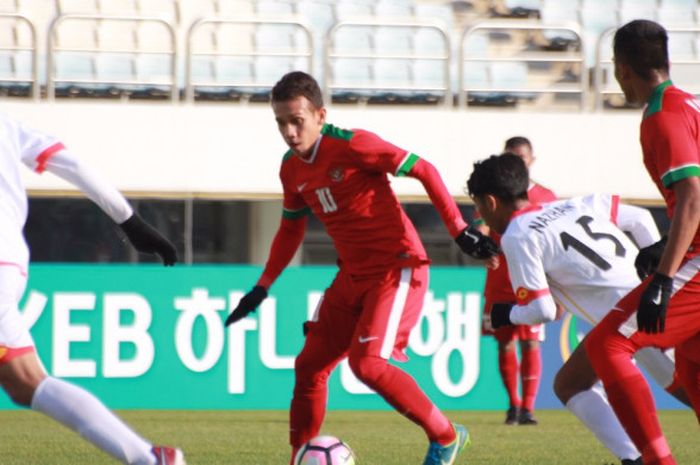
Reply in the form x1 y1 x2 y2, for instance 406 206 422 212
374 26 412 54
374 0 413 18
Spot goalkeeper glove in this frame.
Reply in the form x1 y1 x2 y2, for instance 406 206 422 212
455 226 500 259
119 214 177 266
634 236 667 281
637 273 672 334
490 302 514 329
225 286 268 326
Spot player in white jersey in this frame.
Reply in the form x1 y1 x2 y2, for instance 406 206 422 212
466 153 687 465
0 113 185 465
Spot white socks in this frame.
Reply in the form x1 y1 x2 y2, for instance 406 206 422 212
566 384 640 461
30 377 155 465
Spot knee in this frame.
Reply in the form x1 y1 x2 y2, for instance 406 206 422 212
348 355 386 385
0 371 44 407
553 370 583 404
521 340 539 351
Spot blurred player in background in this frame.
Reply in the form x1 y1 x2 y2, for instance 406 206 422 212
475 137 556 425
584 20 700 465
0 113 184 465
467 153 687 465
224 71 499 465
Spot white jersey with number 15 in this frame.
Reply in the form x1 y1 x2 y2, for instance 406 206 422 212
501 194 660 327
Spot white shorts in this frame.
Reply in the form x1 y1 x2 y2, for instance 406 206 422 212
0 265 34 351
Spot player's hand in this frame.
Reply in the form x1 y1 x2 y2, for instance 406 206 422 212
490 302 514 329
225 286 268 326
637 273 672 334
119 214 178 266
455 226 500 259
634 236 667 280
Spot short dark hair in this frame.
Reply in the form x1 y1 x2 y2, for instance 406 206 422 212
504 136 532 152
271 71 324 108
467 153 529 203
614 20 669 80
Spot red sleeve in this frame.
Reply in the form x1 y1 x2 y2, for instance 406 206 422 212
407 158 468 238
647 112 700 188
257 216 307 289
349 130 411 174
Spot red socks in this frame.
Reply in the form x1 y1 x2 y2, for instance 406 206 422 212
521 345 541 412
499 348 521 408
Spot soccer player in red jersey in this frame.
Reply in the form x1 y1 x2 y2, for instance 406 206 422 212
584 20 700 465
476 137 556 425
224 71 499 465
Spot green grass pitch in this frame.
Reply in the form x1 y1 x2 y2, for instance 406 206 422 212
0 410 697 464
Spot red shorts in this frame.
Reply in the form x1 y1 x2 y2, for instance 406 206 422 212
600 255 700 350
482 300 545 343
303 265 428 362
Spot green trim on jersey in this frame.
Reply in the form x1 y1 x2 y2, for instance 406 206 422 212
472 218 485 226
396 153 420 177
661 164 700 188
643 80 673 120
282 206 311 219
321 123 354 141
282 149 294 162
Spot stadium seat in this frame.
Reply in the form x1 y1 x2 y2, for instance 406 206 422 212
540 0 578 22
331 25 373 54
374 26 412 54
330 57 372 102
413 27 448 55
211 0 255 16
56 0 99 14
97 21 137 50
255 0 294 16
412 59 448 103
413 3 455 28
296 0 335 35
657 5 698 26
667 33 696 57
334 1 374 21
504 0 541 10
619 0 658 23
374 0 413 18
491 61 528 90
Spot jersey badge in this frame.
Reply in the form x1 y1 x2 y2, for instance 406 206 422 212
328 166 345 182
515 286 550 305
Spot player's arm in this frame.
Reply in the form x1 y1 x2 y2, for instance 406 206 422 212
636 112 700 333
39 148 177 265
349 130 498 259
616 203 661 249
657 177 700 277
225 189 308 327
404 156 498 259
490 234 557 328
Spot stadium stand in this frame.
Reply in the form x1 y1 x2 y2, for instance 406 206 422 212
0 0 694 108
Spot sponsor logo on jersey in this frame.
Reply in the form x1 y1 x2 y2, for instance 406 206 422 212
328 166 345 182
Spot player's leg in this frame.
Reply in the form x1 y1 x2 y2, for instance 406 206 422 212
0 267 183 465
633 347 691 406
586 261 700 465
346 265 468 465
517 324 543 425
553 340 640 462
674 334 700 420
494 326 521 424
289 271 358 460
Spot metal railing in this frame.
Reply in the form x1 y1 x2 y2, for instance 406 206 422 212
184 17 314 102
594 26 700 110
47 14 178 100
324 19 452 107
0 13 39 100
458 20 587 109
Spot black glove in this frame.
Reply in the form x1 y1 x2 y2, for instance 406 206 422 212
490 302 514 329
637 273 672 334
119 214 178 266
455 226 500 259
634 236 667 281
225 286 268 327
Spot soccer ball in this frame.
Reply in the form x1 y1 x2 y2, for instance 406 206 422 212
294 435 356 465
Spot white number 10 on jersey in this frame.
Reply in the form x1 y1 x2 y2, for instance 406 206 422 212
316 187 338 213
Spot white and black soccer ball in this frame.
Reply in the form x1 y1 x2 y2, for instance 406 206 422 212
294 435 356 465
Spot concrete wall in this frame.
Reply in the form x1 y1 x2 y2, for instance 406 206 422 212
13 101 658 201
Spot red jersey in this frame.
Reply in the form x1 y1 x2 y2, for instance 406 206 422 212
482 182 557 301
640 81 700 257
279 123 432 276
